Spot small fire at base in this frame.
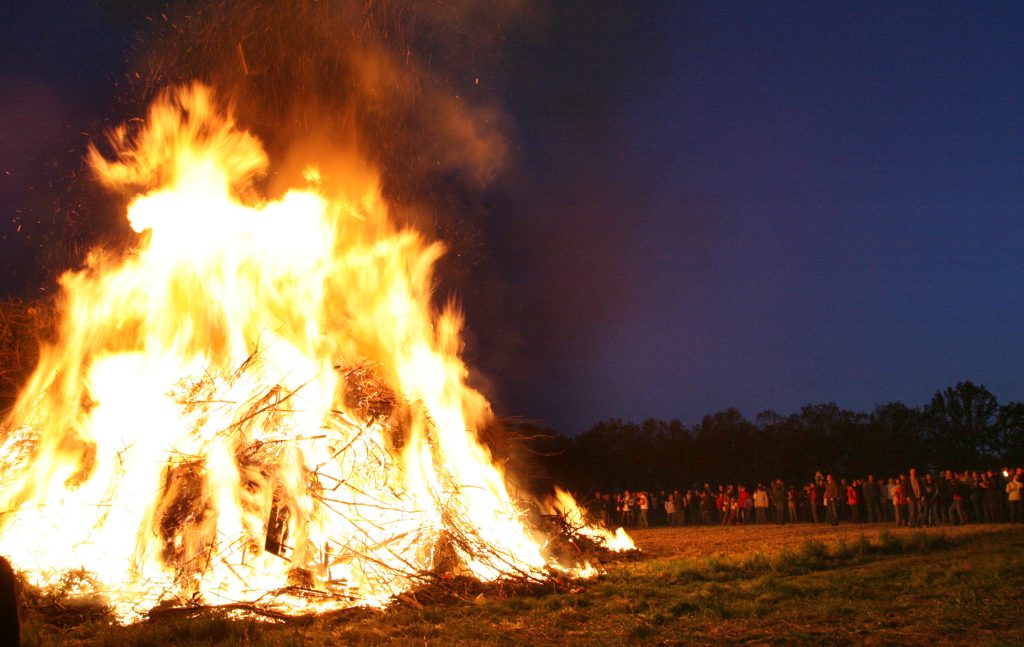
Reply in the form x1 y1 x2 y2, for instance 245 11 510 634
0 84 631 622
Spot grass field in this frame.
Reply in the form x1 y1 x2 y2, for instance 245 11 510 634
21 523 1024 646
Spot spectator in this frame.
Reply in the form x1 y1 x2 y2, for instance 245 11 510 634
754 484 769 524
882 477 894 522
699 489 713 525
721 485 738 526
967 471 982 523
846 481 860 524
571 463 1023 533
1006 473 1022 523
674 489 686 526
771 480 786 524
824 474 840 526
806 482 819 523
891 478 905 526
947 471 966 525
863 475 881 523
741 486 754 524
921 473 938 526
908 468 922 527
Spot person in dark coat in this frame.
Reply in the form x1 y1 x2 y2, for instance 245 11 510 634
862 475 881 523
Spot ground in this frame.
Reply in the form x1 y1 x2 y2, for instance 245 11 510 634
21 523 1024 646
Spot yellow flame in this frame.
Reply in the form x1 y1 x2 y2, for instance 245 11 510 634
0 84 627 621
545 487 636 553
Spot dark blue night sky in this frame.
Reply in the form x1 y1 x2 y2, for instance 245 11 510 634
562 3 1024 429
2 1 1023 434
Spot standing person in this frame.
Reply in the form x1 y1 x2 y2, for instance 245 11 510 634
882 477 894 522
787 486 799 523
637 491 650 528
604 493 616 527
771 480 787 524
754 484 769 524
663 491 675 526
699 489 713 525
667 489 684 524
674 489 686 526
978 475 994 523
742 486 755 524
846 481 861 524
921 473 938 526
806 482 820 524
947 471 966 526
593 489 606 524
824 474 841 526
839 479 849 522
863 475 880 524
967 472 982 523
891 478 905 526
1006 473 1023 523
737 486 750 524
684 489 696 525
721 485 737 526
990 469 1009 522
937 472 953 525
908 468 922 527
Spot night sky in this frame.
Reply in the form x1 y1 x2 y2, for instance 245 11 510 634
2 2 1023 434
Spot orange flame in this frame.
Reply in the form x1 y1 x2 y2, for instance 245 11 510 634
0 84 629 621
545 487 636 553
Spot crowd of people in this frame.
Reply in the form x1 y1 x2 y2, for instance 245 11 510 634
586 466 1024 528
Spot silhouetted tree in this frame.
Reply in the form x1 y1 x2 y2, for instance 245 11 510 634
924 381 1000 467
997 401 1024 465
539 380 1017 493
865 402 927 474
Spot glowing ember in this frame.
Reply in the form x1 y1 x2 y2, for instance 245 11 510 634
0 85 630 621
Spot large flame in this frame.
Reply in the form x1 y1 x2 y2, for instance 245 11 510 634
0 85 628 621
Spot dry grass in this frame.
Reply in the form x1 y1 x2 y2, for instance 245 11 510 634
627 521 1001 558
20 523 1024 646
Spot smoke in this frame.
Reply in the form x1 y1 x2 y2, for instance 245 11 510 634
6 0 679 430
114 2 522 223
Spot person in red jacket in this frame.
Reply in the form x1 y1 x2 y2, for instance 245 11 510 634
737 486 750 524
846 481 860 523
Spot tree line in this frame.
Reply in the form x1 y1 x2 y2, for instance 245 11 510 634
513 381 1024 493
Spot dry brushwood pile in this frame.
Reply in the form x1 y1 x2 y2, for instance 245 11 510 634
2 346 631 623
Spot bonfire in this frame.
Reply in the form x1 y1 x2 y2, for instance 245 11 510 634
0 84 631 623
